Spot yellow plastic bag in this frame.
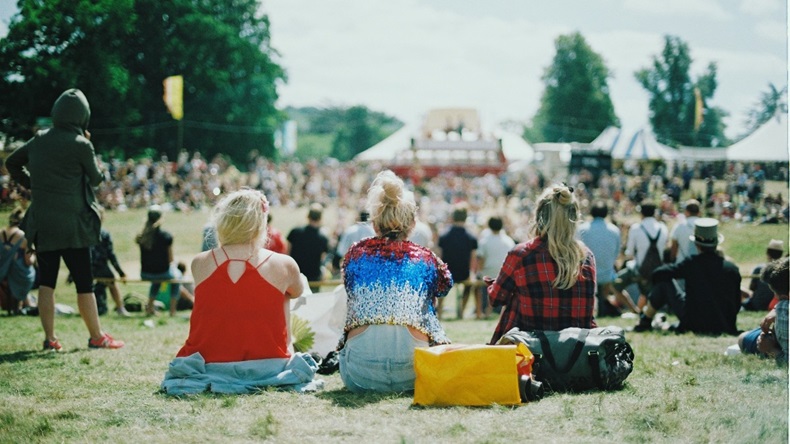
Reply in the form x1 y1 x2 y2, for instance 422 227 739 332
413 343 532 406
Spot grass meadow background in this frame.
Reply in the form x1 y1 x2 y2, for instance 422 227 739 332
0 180 788 443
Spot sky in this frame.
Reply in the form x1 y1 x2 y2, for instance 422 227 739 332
1 0 787 140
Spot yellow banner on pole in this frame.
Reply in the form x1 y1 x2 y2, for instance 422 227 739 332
163 75 183 121
693 87 703 131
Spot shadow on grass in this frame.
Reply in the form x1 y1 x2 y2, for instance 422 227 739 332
0 348 79 364
316 388 412 408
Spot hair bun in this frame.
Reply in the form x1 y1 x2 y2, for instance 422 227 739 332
381 180 401 206
555 187 573 206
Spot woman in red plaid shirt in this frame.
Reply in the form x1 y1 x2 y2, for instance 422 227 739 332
487 184 597 344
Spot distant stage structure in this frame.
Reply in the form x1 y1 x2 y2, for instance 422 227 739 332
355 108 533 180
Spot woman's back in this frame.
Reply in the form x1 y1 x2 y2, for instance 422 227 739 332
178 248 295 362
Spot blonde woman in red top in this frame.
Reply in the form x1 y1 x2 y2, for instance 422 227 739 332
162 189 321 395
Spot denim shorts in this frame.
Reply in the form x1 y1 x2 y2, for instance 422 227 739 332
339 324 429 393
740 327 762 355
141 266 181 299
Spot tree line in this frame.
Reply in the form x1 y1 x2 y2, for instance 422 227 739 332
526 32 786 148
0 0 283 164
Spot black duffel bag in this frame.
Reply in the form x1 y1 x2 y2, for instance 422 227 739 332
498 326 635 392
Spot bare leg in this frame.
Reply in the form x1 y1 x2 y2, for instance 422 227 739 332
637 294 647 310
613 287 640 314
642 302 658 319
179 286 194 304
169 295 177 316
109 282 124 311
77 292 103 340
473 286 483 319
38 286 56 341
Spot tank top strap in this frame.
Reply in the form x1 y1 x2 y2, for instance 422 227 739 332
255 251 275 269
211 248 223 266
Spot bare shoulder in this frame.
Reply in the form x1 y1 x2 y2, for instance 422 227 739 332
263 250 300 274
191 250 216 285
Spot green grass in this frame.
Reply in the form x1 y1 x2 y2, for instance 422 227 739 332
0 311 786 443
0 184 788 443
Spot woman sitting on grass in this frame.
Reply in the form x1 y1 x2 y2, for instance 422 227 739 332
738 256 789 366
161 189 322 395
136 206 181 316
487 184 597 344
339 170 453 393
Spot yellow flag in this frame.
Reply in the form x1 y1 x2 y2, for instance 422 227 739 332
693 87 703 131
163 75 183 121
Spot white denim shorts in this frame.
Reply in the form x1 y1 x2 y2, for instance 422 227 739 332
339 324 429 393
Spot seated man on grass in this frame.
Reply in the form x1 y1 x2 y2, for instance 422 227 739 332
633 218 741 335
738 257 789 366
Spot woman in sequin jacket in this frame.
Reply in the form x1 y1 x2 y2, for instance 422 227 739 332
339 170 453 393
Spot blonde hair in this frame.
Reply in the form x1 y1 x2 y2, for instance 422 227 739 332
212 189 269 247
531 184 585 289
366 170 416 240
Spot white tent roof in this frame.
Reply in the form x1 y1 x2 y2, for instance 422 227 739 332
354 123 417 162
590 126 679 160
726 113 788 162
494 128 534 163
677 146 728 161
354 124 534 164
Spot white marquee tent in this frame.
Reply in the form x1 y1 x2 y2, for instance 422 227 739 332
589 126 679 160
354 123 534 164
726 112 788 162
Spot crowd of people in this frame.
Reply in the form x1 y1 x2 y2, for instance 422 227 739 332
1 89 787 397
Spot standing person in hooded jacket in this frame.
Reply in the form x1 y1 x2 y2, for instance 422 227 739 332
6 88 124 351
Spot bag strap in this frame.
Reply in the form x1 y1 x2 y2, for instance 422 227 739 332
640 224 660 244
587 350 604 389
536 329 590 374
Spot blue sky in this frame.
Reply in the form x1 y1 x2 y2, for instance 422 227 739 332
2 1 787 139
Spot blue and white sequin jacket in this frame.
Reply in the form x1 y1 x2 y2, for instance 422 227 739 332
339 237 453 349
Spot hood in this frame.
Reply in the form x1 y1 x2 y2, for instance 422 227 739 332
51 88 91 132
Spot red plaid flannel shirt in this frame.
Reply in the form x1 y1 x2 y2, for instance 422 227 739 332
488 236 597 344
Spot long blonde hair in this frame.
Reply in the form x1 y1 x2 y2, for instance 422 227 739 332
366 170 416 241
531 184 585 289
212 189 269 247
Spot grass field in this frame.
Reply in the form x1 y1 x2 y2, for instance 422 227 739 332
0 183 788 443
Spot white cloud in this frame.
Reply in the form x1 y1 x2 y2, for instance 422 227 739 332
264 0 786 140
739 0 786 17
623 0 732 21
266 0 570 125
754 19 789 43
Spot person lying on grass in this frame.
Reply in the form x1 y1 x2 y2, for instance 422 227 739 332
161 189 322 395
738 256 789 366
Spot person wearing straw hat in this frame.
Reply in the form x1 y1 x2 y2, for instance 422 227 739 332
633 218 741 335
742 239 784 312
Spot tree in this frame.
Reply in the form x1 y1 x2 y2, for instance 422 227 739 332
0 0 285 163
528 32 619 143
635 35 728 147
330 106 402 161
744 83 787 134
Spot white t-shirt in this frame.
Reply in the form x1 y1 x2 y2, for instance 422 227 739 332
625 217 669 267
670 216 698 263
477 231 516 278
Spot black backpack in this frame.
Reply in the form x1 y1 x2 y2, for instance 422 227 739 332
637 225 663 280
